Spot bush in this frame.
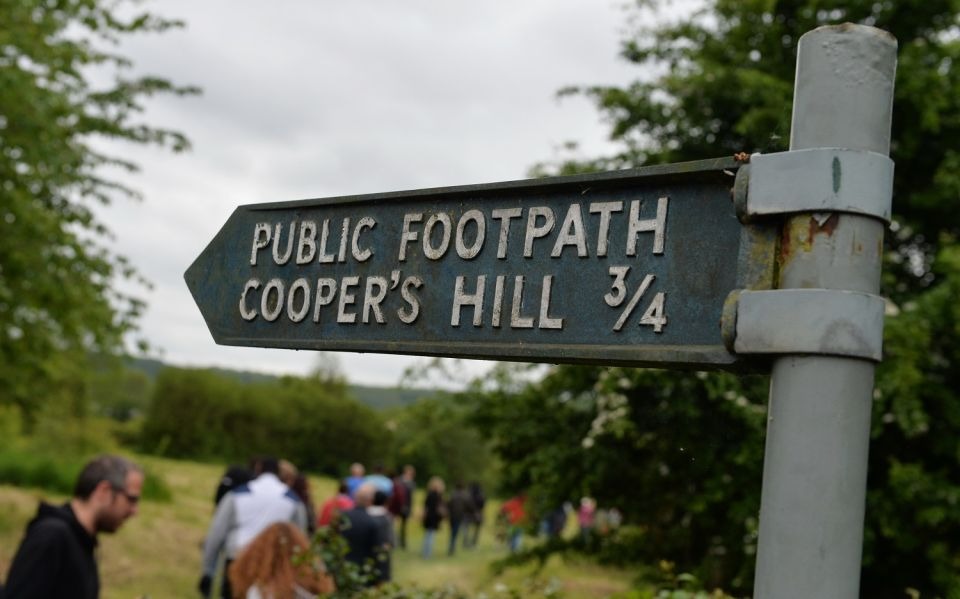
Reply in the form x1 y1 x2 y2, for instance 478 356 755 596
0 446 172 502
0 450 77 494
140 367 391 474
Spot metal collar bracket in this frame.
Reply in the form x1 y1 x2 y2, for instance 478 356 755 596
733 148 894 223
722 289 885 362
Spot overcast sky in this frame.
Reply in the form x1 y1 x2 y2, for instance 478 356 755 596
96 0 648 386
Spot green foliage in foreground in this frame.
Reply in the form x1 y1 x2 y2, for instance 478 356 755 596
0 0 197 427
308 521 615 599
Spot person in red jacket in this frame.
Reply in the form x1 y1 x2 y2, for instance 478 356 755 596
500 493 527 553
318 482 355 528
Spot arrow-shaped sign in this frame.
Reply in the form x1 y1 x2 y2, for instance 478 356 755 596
185 158 775 368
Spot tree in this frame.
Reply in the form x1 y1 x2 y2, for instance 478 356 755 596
538 0 958 300
0 0 197 426
501 0 960 595
140 367 391 474
387 395 496 488
463 363 768 592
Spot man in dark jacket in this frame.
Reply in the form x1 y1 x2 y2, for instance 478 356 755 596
446 481 474 556
3 454 144 599
340 483 386 586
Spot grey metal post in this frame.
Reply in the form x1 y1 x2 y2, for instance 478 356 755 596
752 25 897 598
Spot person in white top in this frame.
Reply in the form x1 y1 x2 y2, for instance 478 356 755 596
199 457 308 599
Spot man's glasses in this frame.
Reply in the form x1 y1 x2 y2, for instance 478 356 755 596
112 487 140 504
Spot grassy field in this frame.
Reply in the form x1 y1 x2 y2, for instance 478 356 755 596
0 454 634 598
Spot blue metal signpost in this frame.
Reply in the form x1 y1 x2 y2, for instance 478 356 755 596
186 158 777 370
186 23 896 599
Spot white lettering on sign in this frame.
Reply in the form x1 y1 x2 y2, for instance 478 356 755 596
539 275 563 329
337 219 350 263
492 208 522 258
523 207 555 257
261 279 285 322
627 196 668 255
363 276 388 323
397 276 422 324
250 224 271 265
337 276 360 324
239 273 423 325
352 217 375 262
451 275 486 327
272 223 296 265
318 220 336 263
239 196 671 334
510 276 534 328
551 205 588 258
450 274 564 329
296 221 317 264
250 218 379 266
287 278 311 323
491 275 506 327
589 201 622 257
456 210 485 259
240 278 261 320
605 266 667 333
423 213 452 260
313 279 337 322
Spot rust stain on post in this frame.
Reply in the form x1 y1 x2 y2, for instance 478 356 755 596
810 213 840 237
780 215 840 271
780 217 815 267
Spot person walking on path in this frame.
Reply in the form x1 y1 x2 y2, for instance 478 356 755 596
214 463 255 507
445 481 473 556
339 483 386 586
465 481 486 548
200 456 308 599
420 476 445 558
500 493 527 553
345 463 365 498
3 454 144 599
577 497 596 542
290 474 317 535
362 463 393 498
317 482 354 528
367 490 395 584
228 521 335 598
395 465 415 549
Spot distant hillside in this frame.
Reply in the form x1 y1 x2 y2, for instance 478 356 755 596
348 384 437 409
127 357 434 409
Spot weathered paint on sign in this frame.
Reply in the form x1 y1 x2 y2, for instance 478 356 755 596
185 157 776 368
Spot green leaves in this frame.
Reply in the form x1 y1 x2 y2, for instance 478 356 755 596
460 365 768 593
522 0 960 595
139 367 390 474
0 0 197 423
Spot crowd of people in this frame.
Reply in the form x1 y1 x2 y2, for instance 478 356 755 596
0 454 618 599
200 457 490 598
